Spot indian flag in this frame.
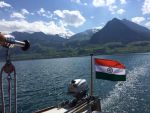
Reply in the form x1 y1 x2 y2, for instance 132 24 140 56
94 58 126 81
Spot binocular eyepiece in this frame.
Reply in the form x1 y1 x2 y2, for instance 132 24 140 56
0 34 30 51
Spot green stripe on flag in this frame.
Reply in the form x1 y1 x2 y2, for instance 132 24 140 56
96 72 126 81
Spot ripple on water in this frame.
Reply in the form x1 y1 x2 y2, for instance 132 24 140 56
102 63 150 113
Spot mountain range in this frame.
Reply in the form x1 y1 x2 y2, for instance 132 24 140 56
91 18 150 44
1 18 150 60
10 18 150 46
69 28 100 42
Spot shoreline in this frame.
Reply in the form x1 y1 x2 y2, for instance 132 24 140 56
0 51 150 63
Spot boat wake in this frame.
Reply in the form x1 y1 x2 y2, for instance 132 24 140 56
101 63 150 113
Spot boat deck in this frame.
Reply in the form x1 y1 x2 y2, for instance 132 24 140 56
35 96 102 113
42 108 67 113
41 107 91 113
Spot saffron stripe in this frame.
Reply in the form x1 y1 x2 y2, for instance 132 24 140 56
95 58 125 69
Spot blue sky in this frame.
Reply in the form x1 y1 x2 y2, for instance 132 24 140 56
0 0 150 36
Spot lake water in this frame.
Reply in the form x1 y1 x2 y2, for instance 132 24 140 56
0 53 150 113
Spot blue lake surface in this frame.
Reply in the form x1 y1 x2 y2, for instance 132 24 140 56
0 53 150 113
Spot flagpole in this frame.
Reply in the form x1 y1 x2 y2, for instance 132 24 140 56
90 54 93 96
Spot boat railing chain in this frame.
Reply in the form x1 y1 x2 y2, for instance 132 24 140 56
0 48 17 113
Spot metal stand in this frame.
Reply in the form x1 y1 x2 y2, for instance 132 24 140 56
0 48 17 113
90 54 93 96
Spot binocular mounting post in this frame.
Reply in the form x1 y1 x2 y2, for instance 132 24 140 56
0 48 17 113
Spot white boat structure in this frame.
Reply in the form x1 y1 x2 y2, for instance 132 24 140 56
35 79 102 113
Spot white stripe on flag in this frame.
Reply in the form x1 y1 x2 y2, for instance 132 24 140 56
95 65 126 75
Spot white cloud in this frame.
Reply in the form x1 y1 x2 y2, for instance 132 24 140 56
0 1 11 8
92 0 105 7
108 6 125 15
145 21 150 29
93 0 119 14
94 26 103 29
71 0 81 4
142 0 150 14
71 0 88 6
10 12 25 19
31 13 34 15
120 0 126 4
0 19 74 36
83 3 88 6
54 10 86 27
92 0 127 15
37 8 52 18
92 0 116 7
21 9 29 15
117 9 125 14
108 5 117 14
90 16 95 19
37 8 45 15
54 10 64 18
131 17 145 24
42 13 53 18
106 0 116 6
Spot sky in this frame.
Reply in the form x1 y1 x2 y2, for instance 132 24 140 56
0 0 150 36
